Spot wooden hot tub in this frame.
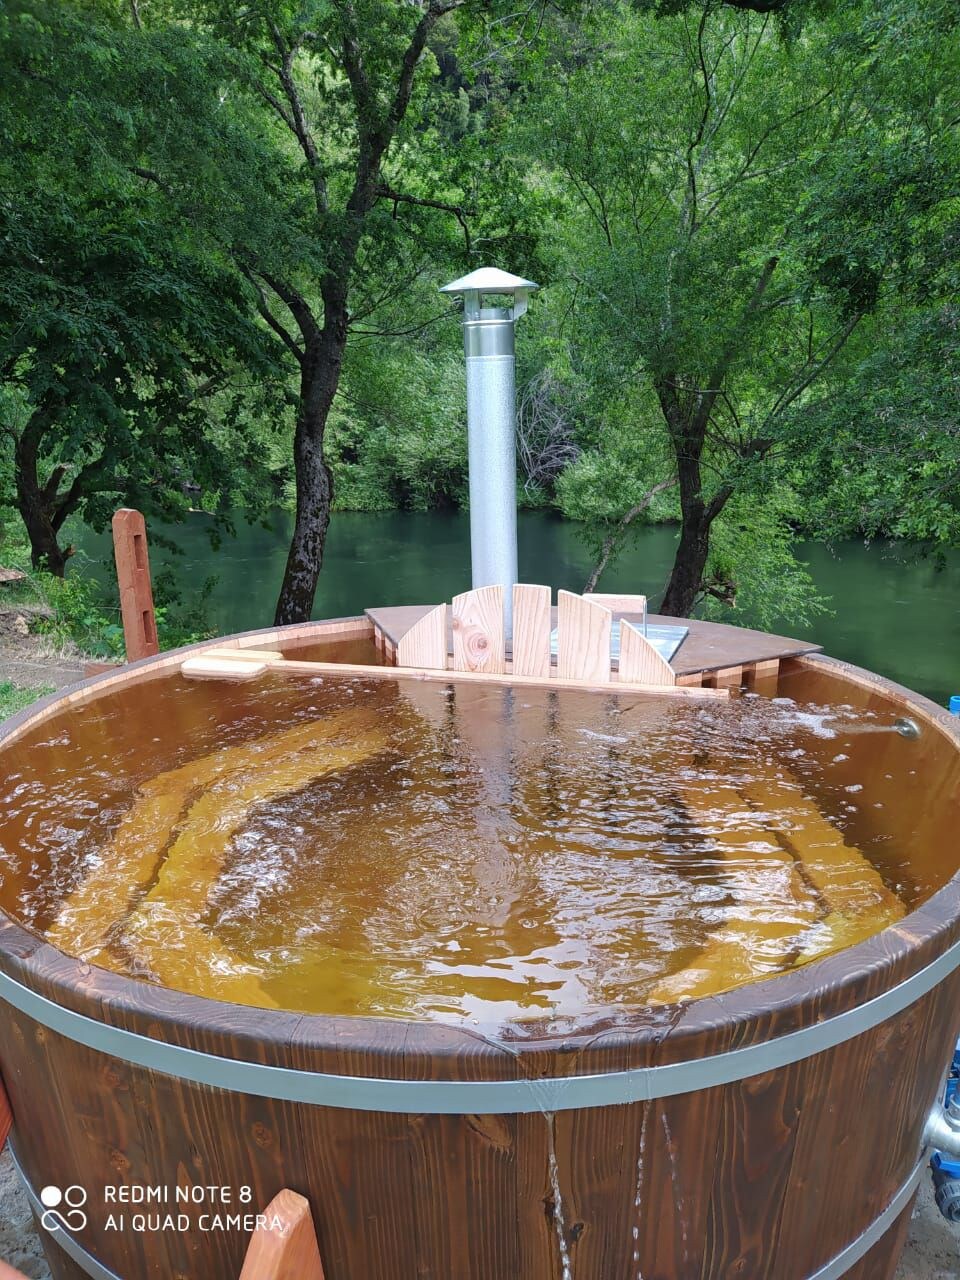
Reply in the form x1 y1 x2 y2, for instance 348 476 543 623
0 613 959 1280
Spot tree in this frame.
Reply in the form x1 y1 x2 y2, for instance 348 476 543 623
0 4 287 573
523 0 960 616
159 0 551 623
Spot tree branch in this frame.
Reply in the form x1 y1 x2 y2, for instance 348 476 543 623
266 21 328 215
242 268 305 364
51 458 113 531
129 166 175 196
761 311 863 429
375 184 475 251
257 271 321 349
695 254 779 432
583 476 678 593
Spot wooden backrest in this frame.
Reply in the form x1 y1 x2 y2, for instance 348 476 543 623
239 1188 325 1279
396 585 675 686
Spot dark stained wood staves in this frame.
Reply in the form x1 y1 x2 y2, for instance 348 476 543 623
0 627 957 1280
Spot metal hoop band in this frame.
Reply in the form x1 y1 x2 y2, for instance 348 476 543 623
1 932 959 1114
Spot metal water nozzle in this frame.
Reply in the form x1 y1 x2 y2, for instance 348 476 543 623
894 717 921 740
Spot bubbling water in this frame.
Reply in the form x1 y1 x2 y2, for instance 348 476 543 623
0 672 924 1029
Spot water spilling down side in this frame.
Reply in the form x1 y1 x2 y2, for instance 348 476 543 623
0 668 945 1031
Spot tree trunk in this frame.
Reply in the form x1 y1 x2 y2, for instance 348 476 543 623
273 327 346 625
13 430 69 577
660 507 711 616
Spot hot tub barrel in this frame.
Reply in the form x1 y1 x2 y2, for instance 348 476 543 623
0 625 959 1280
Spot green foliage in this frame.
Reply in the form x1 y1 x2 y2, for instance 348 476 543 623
0 518 215 657
0 0 290 571
0 681 53 720
328 336 469 511
1 0 958 632
512 0 960 615
703 497 829 629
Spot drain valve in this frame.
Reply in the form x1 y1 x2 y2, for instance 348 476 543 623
924 1095 960 1156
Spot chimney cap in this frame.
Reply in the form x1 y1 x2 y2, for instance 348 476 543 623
440 267 539 295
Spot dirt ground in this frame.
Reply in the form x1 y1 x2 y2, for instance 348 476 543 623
0 606 85 692
0 1142 957 1278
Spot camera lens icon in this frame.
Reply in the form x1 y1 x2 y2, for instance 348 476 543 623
40 1184 88 1233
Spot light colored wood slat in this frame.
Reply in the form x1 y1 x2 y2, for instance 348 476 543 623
511 583 552 678
396 603 448 670
588 592 647 614
744 658 780 690
198 647 285 664
676 672 704 687
648 783 824 1005
451 586 505 673
239 1188 326 1280
618 621 675 686
557 590 612 683
181 656 269 682
708 665 744 689
181 654 728 698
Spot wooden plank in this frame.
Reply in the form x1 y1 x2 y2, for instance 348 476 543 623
588 592 647 615
707 665 743 689
181 655 269 682
556 590 612 683
451 586 505 674
366 605 822 678
0 1076 12 1149
677 671 704 688
83 660 122 678
193 654 728 699
744 658 780 692
396 603 447 670
239 1188 325 1279
618 621 675 686
200 648 285 665
511 584 551 678
112 508 159 662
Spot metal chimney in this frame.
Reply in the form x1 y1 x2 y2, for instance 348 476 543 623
440 267 538 627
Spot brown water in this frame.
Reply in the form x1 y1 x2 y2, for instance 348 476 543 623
0 672 928 1029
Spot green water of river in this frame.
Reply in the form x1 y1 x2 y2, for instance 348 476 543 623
75 510 960 708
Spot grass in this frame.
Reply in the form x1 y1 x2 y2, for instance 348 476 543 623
0 680 54 720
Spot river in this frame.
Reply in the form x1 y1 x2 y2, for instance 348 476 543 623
75 509 960 708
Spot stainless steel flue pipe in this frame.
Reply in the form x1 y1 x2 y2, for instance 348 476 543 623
440 268 538 627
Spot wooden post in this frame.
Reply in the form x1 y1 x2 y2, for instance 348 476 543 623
112 509 159 662
239 1189 325 1280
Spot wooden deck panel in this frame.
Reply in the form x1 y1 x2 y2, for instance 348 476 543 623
365 604 821 678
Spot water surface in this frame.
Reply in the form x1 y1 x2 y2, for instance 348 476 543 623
0 670 922 1027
